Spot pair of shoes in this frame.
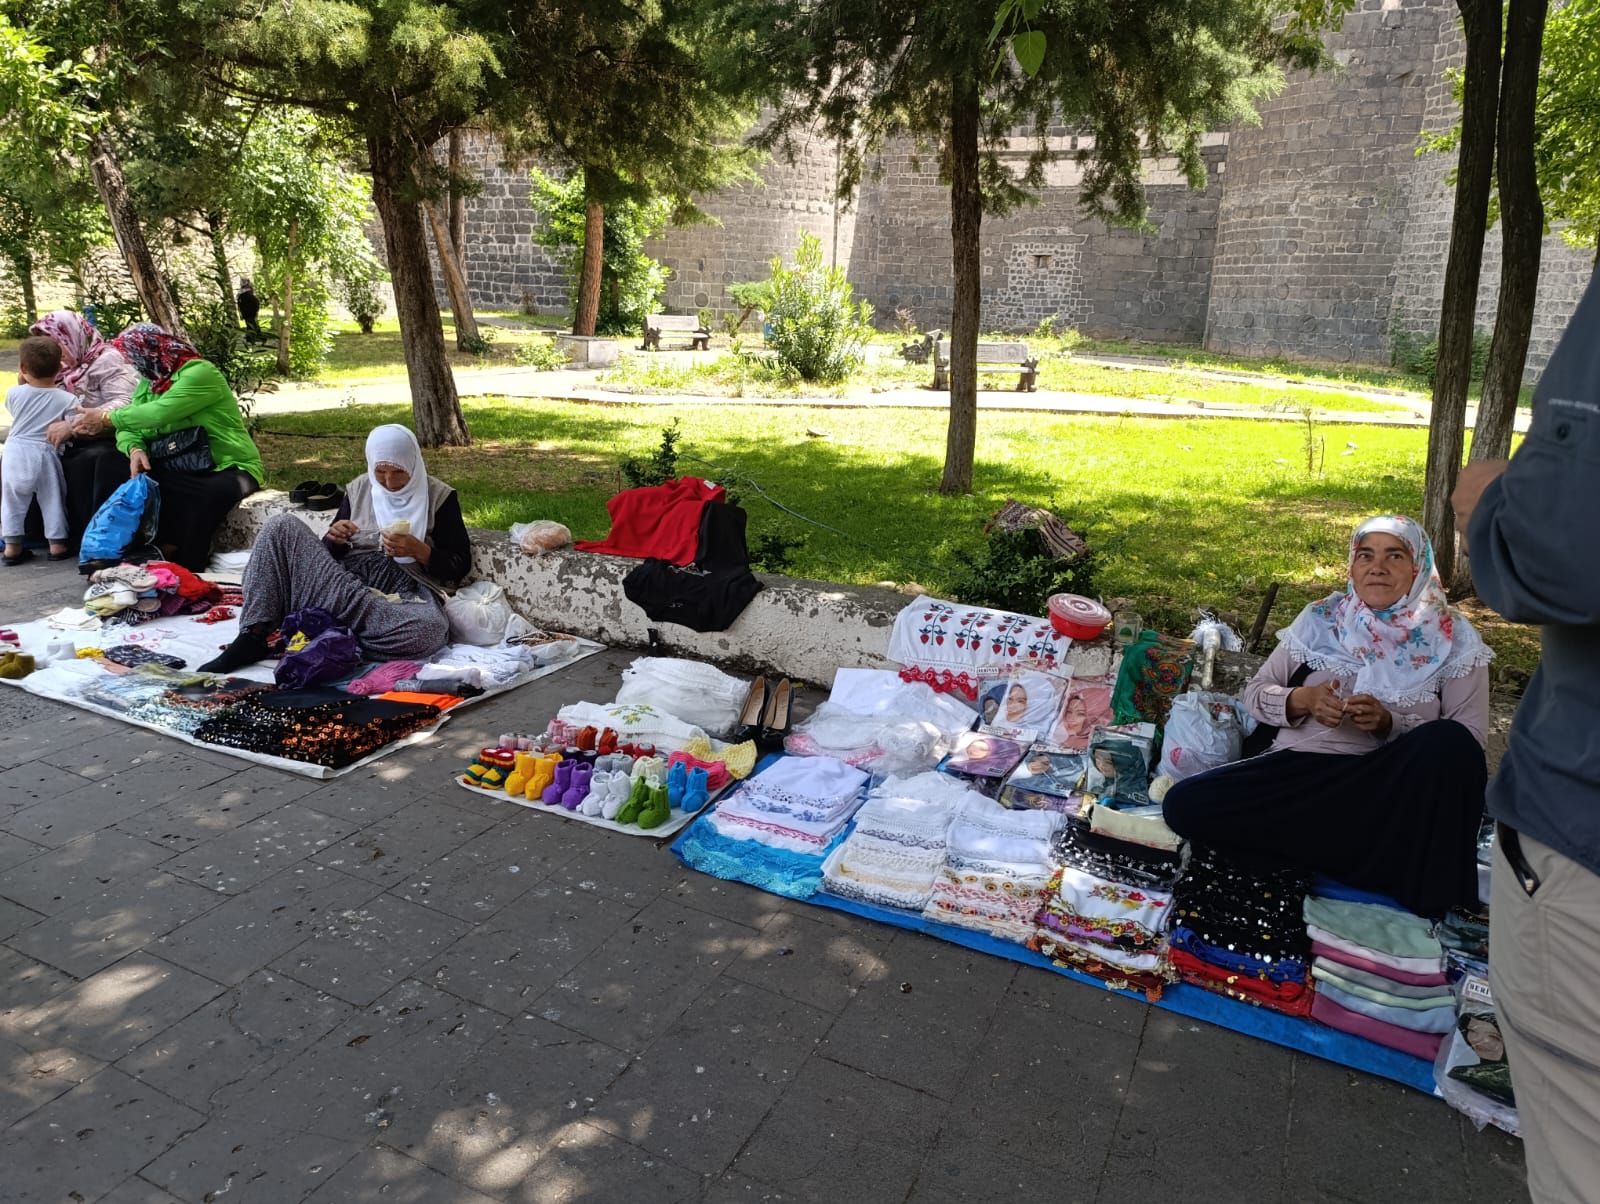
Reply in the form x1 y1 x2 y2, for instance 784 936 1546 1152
758 678 794 752
0 652 36 678
463 747 515 789
3 547 34 567
290 481 344 511
731 677 768 745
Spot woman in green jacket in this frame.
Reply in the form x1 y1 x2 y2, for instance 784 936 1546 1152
70 324 263 570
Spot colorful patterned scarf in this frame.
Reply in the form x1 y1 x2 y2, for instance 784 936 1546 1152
29 309 109 394
1279 514 1493 707
112 323 202 394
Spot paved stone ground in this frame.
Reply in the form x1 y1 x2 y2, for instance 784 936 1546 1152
0 560 1529 1203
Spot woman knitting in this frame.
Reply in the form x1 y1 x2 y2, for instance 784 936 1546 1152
200 425 471 673
1162 515 1493 916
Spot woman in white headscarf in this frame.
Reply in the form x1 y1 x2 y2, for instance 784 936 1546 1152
200 424 471 673
1162 514 1494 917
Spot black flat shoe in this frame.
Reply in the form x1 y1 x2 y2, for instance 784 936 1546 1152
304 483 344 512
730 676 768 744
2 548 33 567
289 480 320 505
757 677 793 752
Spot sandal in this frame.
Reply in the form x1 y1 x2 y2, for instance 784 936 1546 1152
47 550 74 561
3 548 34 567
289 480 320 505
304 483 344 512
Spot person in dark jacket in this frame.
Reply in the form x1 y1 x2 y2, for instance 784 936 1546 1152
1455 267 1600 1204
236 278 262 340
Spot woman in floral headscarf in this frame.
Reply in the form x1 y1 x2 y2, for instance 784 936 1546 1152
21 310 141 539
1162 515 1494 916
69 323 262 570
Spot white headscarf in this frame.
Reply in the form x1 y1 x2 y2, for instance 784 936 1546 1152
1279 514 1493 707
365 424 431 563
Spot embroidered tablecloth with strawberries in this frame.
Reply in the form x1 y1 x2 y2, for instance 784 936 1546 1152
887 596 1071 700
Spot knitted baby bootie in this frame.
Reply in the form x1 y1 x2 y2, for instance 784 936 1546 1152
505 752 537 797
597 727 619 755
666 759 689 809
682 766 710 812
637 782 671 830
561 762 593 811
0 652 34 679
575 725 598 752
523 753 559 802
632 755 667 788
580 770 611 816
615 774 651 825
463 747 514 789
601 774 631 820
542 759 574 805
720 740 758 781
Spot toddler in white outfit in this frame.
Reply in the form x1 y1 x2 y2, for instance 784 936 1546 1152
3 336 75 565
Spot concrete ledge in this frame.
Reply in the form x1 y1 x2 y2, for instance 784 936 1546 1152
217 491 1115 684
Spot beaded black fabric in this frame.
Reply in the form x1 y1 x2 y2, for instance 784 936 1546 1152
1051 817 1184 890
194 691 442 768
1170 843 1311 970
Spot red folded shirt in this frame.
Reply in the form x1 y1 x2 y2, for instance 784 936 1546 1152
574 477 726 566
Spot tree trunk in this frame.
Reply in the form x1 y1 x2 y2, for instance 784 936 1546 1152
276 221 298 376
16 248 36 326
206 213 239 331
368 130 470 447
940 73 982 497
424 199 481 350
573 172 605 337
1421 0 1501 586
87 131 185 338
448 129 468 279
1472 0 1549 466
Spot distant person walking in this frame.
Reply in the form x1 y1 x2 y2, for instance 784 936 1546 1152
236 277 262 340
1455 267 1600 1204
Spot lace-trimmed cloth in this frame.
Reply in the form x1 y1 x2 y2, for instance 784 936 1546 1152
888 596 1069 701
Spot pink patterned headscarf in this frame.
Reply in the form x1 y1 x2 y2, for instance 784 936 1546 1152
1279 514 1493 706
29 310 108 394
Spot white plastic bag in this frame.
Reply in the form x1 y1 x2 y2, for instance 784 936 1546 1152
613 656 749 736
444 580 514 646
1161 691 1253 781
510 520 572 555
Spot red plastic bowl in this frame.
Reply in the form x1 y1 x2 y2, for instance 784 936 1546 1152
1048 593 1111 640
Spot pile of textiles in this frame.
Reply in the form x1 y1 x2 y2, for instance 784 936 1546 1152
1169 844 1314 1016
1304 894 1453 1060
83 561 223 626
886 596 1070 701
786 670 976 777
1029 819 1184 999
193 688 444 768
677 756 869 898
820 771 974 911
923 796 1063 944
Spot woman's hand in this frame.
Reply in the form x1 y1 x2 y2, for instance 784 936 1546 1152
325 519 360 544
128 448 151 476
44 419 73 449
1343 694 1394 737
382 531 431 564
1289 680 1347 729
69 406 108 437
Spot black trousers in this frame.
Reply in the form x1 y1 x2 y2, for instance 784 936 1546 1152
1162 719 1486 917
150 466 259 570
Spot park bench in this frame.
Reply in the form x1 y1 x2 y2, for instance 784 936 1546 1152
641 313 712 352
929 332 1039 392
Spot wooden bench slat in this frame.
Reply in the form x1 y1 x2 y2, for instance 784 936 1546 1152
640 313 712 351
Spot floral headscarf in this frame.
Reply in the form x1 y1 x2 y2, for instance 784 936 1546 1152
112 323 202 394
29 310 109 394
1279 514 1493 706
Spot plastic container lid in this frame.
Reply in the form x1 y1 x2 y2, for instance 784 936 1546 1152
1047 593 1112 639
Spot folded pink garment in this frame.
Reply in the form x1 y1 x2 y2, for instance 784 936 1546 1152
348 660 423 696
1311 992 1445 1061
1309 940 1448 987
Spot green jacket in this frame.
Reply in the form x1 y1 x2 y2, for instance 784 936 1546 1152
110 359 265 485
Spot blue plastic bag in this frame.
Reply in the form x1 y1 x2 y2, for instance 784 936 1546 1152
80 474 160 566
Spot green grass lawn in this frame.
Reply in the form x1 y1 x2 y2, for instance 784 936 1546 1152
316 313 565 382
255 397 1539 682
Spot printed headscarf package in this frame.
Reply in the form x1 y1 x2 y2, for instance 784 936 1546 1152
30 310 109 393
112 323 202 393
365 424 431 562
1279 514 1493 706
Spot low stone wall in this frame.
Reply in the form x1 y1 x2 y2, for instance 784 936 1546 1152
216 492 1116 685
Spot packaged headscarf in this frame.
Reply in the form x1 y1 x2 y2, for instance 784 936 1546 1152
29 310 109 394
365 424 431 563
112 323 202 393
1280 514 1493 707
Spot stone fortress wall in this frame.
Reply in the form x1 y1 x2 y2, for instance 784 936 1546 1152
440 0 1592 378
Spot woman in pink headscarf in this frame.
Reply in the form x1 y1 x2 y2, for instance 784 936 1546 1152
23 310 140 540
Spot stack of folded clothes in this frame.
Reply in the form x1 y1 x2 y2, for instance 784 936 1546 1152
820 771 972 912
1168 845 1314 1016
1030 819 1183 999
923 796 1063 944
1304 894 1453 1060
706 755 869 853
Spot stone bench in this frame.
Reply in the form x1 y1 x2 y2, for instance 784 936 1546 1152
216 491 1115 686
640 313 711 352
930 334 1039 392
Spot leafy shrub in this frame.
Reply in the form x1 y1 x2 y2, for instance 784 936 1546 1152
1394 326 1492 386
621 419 682 489
749 528 806 574
513 337 571 370
949 526 1101 616
185 300 274 433
460 325 496 357
284 274 335 378
763 232 874 382
529 168 671 336
337 269 385 333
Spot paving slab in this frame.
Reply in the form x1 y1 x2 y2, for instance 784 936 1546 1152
7 869 222 978
0 1035 106 1128
140 1109 362 1204
115 767 323 851
724 906 895 1015
309 794 499 887
302 1144 502 1204
163 802 360 894
388 810 597 922
0 827 176 916
5 754 238 848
